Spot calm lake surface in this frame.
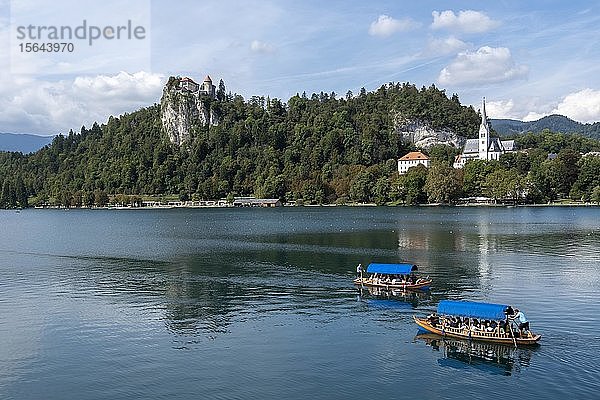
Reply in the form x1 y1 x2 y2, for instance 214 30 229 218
1 206 599 399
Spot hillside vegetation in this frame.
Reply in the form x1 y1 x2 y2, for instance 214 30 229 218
1 81 599 208
0 83 478 207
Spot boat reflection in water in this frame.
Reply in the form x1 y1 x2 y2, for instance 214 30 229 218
415 333 537 376
357 285 430 308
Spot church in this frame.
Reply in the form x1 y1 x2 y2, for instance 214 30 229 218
453 98 516 169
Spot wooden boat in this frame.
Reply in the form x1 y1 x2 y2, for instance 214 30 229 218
414 300 541 346
353 263 432 290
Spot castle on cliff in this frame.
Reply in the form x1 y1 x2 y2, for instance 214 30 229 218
178 75 216 98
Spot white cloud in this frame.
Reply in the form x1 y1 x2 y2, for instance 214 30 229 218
478 93 600 123
368 15 420 37
431 10 499 33
0 71 164 134
522 112 548 122
250 40 276 53
485 99 517 119
438 46 528 86
72 71 163 100
553 88 600 123
426 36 469 55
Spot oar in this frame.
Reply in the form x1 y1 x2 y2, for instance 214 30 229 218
507 320 517 349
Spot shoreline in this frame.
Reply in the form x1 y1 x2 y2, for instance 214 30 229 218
17 202 599 210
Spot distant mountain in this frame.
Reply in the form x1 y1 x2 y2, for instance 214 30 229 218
490 115 600 139
0 133 55 153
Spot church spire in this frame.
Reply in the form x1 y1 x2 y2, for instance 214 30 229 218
481 97 488 127
478 96 490 160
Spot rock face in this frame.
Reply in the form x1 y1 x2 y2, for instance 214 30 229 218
160 78 219 146
393 114 465 149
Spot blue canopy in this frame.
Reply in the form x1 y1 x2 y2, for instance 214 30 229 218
366 263 417 275
437 300 509 321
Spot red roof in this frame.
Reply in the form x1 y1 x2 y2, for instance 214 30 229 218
399 151 429 161
180 77 197 84
203 75 212 82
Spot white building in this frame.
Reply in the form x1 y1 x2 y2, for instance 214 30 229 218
178 75 216 98
199 75 216 97
398 151 430 174
453 98 516 169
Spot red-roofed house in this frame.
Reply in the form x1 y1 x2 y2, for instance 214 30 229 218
398 151 430 174
179 77 199 92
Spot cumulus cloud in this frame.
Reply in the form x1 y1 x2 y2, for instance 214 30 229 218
426 36 469 55
0 71 164 134
485 99 517 119
522 111 548 122
368 15 420 37
250 40 276 53
431 10 499 33
553 89 600 123
438 46 528 86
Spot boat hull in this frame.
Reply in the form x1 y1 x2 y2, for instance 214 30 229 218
413 316 541 346
353 278 431 291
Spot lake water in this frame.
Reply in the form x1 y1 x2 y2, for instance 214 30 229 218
1 206 599 399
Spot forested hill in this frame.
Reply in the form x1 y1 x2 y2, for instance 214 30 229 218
0 82 481 207
491 115 600 139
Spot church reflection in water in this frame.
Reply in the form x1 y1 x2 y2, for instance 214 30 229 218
414 333 537 376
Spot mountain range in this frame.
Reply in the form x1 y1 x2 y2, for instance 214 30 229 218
0 133 55 153
490 115 600 139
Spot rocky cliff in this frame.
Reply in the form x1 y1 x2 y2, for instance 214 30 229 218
392 114 465 149
160 78 219 146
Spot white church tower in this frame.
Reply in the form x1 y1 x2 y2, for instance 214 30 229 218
478 97 490 160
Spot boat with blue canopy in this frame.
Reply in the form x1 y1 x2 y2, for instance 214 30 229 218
353 263 432 290
414 300 541 346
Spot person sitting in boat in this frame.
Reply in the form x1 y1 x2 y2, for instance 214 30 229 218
371 273 378 284
511 308 530 335
498 320 508 336
427 313 439 326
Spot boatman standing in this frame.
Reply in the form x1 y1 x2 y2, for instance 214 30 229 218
356 263 363 281
511 308 530 336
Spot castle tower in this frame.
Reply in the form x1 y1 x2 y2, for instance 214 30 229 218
478 97 490 160
200 75 216 97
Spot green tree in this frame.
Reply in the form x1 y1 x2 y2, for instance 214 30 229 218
373 176 390 205
94 190 109 207
84 191 95 208
424 163 462 203
349 170 373 203
463 160 494 197
217 79 226 101
592 185 600 205
428 145 460 167
401 164 428 205
570 155 600 201
482 168 523 204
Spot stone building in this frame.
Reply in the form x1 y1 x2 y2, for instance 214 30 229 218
453 98 516 169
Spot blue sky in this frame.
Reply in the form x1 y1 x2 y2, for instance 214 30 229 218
2 0 600 135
